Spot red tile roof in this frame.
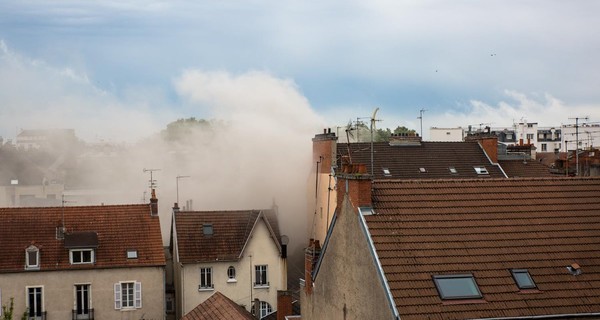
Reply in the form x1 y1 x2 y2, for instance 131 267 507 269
367 177 600 319
337 141 506 179
174 209 281 264
0 204 165 272
181 291 255 320
498 159 555 177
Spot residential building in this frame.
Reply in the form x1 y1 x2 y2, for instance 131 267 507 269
16 129 78 150
171 208 287 320
429 127 465 142
309 129 506 244
0 191 166 320
302 174 600 319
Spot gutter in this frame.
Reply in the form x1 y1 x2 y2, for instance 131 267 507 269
358 208 401 320
474 313 600 320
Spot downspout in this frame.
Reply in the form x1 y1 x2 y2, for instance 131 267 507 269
358 209 400 320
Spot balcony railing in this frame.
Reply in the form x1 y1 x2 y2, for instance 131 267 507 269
28 312 46 320
72 309 94 320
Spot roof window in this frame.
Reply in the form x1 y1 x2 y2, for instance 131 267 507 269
359 207 375 216
419 167 427 173
449 167 458 174
433 274 482 300
474 166 489 175
382 168 392 177
203 224 213 236
567 263 582 275
511 269 536 289
127 249 138 259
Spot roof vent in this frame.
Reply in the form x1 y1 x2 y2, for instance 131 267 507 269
567 263 582 275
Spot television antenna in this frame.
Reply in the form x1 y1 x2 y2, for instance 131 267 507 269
370 107 381 176
143 168 161 190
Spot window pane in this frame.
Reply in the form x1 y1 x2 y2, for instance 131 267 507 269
28 250 38 266
434 276 482 299
512 270 536 289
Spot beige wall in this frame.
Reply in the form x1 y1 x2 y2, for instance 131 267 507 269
177 218 286 318
0 267 165 320
307 172 337 245
0 184 64 207
301 196 394 320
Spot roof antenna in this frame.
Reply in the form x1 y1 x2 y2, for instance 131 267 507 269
370 107 381 177
59 194 75 239
143 168 161 191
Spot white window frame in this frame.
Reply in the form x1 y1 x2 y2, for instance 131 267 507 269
254 265 269 287
227 266 237 283
126 249 138 259
199 267 214 290
26 285 44 319
259 301 273 318
114 281 141 310
74 283 92 318
70 249 94 264
25 245 40 270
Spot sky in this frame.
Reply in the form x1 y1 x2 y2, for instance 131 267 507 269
1 0 600 142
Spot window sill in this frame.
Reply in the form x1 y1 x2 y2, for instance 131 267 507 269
198 287 214 292
25 266 40 271
227 279 237 283
253 285 270 289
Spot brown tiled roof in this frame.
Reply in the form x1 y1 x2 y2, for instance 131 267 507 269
181 291 255 320
337 141 505 179
367 177 600 319
498 159 555 177
175 209 280 264
0 204 165 272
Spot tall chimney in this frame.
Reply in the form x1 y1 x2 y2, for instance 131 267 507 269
150 189 158 216
312 130 337 173
277 291 293 320
336 167 372 211
304 239 321 295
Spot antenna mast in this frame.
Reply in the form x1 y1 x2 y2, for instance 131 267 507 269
143 168 161 190
418 109 427 138
370 107 380 177
569 116 589 176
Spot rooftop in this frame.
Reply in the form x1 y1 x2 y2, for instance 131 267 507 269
180 291 255 320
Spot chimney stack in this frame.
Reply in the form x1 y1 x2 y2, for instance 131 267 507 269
276 291 293 320
336 166 372 211
312 130 337 173
477 136 498 163
150 189 158 216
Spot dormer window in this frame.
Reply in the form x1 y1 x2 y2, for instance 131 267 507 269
70 249 94 264
25 245 40 270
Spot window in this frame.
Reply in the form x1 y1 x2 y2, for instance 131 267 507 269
70 249 94 264
449 167 458 174
203 224 213 236
511 269 536 289
382 168 392 177
433 275 482 300
255 265 269 287
26 245 40 270
127 249 138 259
199 267 213 290
259 301 272 318
474 166 489 175
526 133 534 140
114 282 141 309
227 266 236 281
541 143 547 152
75 284 91 318
166 294 174 313
419 167 427 173
27 286 43 319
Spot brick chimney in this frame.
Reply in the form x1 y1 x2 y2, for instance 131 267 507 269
477 136 499 163
312 128 337 173
336 165 372 211
389 132 422 146
304 239 321 295
150 189 158 216
276 290 293 320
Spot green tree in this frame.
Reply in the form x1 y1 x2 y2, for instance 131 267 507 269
160 117 215 142
1 297 27 320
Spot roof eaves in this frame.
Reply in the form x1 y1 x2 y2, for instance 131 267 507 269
358 201 399 319
238 211 261 260
312 211 338 282
260 211 283 254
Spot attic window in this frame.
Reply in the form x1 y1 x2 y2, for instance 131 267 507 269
203 224 213 236
25 245 40 270
474 166 489 175
449 167 458 174
433 274 482 300
511 269 536 289
419 167 427 173
382 168 392 177
127 249 138 259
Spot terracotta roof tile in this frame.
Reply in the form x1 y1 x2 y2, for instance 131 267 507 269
0 204 165 272
181 291 255 320
175 209 280 263
337 141 505 179
498 159 555 177
367 177 600 319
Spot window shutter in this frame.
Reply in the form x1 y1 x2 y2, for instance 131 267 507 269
134 282 142 308
114 283 121 309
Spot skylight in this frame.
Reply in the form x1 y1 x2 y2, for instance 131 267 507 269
449 167 458 174
474 166 489 175
433 275 483 300
419 167 427 173
511 269 536 289
203 224 213 236
382 168 392 177
127 249 138 259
